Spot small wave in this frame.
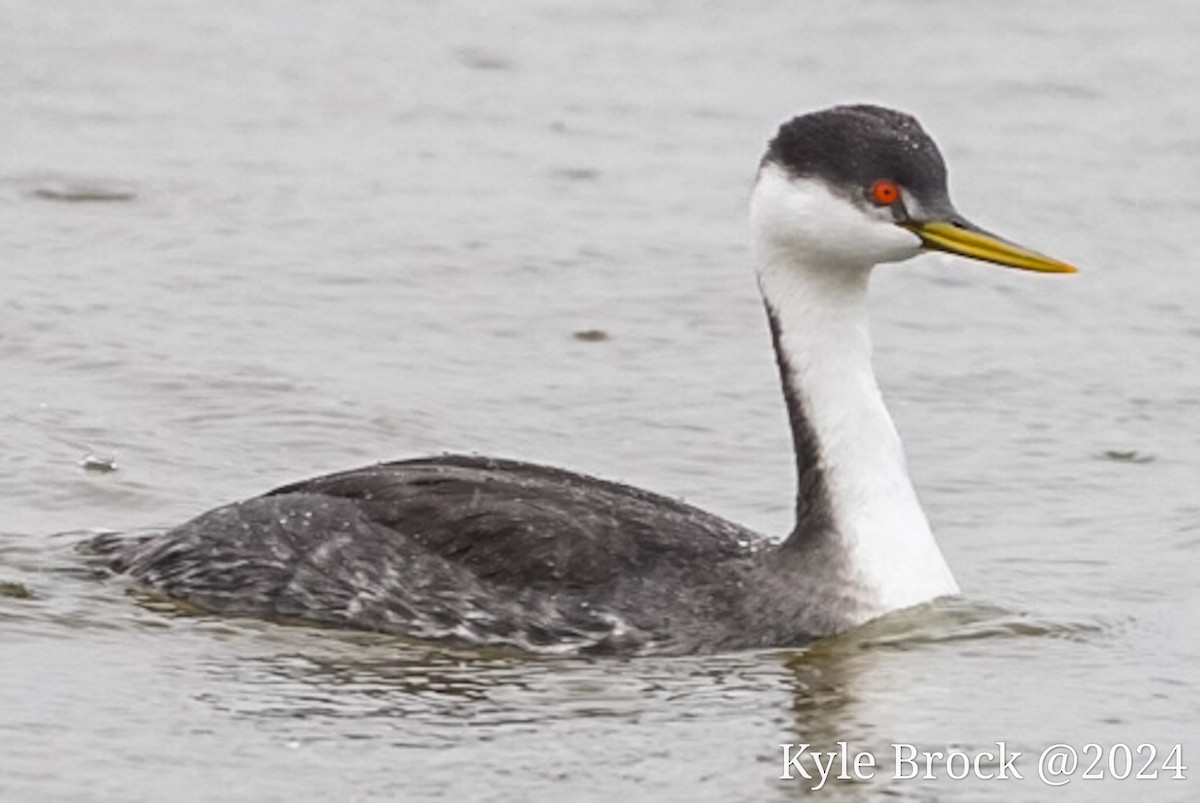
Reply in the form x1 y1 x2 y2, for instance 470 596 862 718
820 597 1111 652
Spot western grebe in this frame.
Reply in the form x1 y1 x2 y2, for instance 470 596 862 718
87 105 1075 655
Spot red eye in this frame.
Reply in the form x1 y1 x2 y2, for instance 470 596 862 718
871 179 901 206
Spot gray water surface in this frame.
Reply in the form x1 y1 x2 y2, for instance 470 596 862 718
2 1 1199 801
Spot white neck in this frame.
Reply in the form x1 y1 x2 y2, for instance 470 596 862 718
750 168 959 624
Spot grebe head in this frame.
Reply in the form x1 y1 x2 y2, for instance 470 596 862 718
750 104 1077 276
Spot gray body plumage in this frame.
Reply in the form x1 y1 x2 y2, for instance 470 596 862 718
87 455 861 654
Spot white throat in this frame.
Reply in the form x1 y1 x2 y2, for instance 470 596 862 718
750 166 959 622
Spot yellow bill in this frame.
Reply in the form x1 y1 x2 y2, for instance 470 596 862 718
906 219 1077 274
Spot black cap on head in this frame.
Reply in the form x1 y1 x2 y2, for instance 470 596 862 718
764 105 953 214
